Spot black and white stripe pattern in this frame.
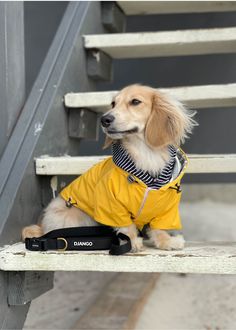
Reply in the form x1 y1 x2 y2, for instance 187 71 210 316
112 142 177 190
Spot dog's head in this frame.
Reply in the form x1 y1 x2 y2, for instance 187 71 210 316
101 84 197 149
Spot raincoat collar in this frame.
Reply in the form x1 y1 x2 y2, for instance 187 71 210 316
112 142 177 190
159 148 188 191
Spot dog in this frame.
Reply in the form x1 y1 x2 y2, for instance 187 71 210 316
22 84 197 252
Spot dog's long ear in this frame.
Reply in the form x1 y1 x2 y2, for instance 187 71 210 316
145 90 197 148
102 136 113 149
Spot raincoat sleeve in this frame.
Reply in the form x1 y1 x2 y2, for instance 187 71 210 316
93 173 133 228
149 192 182 230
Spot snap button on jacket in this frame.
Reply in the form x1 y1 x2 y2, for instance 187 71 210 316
60 150 188 231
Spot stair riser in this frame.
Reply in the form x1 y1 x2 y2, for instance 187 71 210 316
64 84 236 111
84 28 236 59
35 155 236 175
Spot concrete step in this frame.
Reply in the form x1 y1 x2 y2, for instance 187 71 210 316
1 242 236 274
84 27 236 59
117 1 236 15
64 83 236 111
35 154 236 175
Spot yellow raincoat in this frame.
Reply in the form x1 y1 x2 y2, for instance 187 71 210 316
60 149 188 231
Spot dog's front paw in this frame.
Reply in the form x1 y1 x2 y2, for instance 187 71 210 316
131 237 144 253
155 234 185 251
165 235 185 250
150 230 185 251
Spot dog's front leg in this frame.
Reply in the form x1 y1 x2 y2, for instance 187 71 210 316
148 229 185 250
115 224 144 252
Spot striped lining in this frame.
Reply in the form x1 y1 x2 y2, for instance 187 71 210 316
112 142 177 190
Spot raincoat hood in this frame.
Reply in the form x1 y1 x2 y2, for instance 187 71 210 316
60 147 188 231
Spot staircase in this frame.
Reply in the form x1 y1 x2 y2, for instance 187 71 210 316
1 0 236 272
1 1 236 328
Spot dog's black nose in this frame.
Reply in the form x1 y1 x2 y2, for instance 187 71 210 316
101 114 115 128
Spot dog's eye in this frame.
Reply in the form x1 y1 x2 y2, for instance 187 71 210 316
130 99 141 106
111 101 115 108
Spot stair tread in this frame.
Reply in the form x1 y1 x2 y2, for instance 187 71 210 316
1 242 236 273
64 83 236 110
84 27 236 58
117 1 236 15
35 154 236 175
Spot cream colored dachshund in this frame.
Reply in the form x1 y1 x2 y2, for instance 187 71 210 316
22 84 197 252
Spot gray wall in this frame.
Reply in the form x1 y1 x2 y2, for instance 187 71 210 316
0 2 25 158
0 2 67 158
24 2 68 96
23 3 236 183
